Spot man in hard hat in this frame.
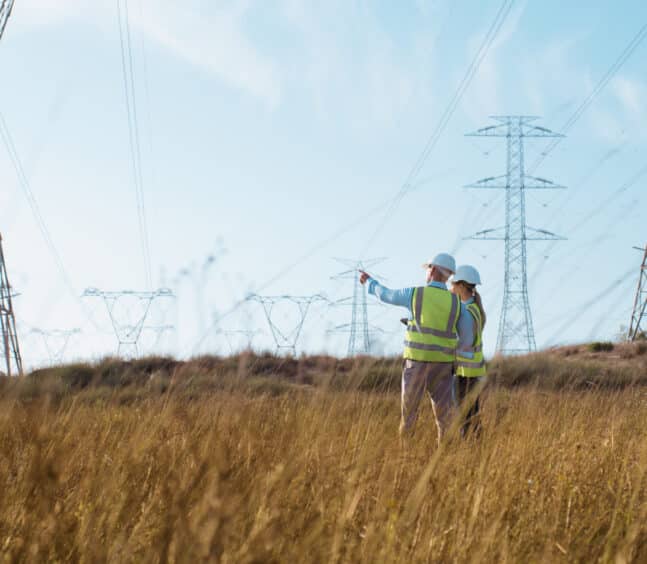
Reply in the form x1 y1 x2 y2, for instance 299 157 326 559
450 265 487 438
359 253 473 444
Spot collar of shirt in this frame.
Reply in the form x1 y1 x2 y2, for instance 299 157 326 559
427 281 447 290
462 297 475 305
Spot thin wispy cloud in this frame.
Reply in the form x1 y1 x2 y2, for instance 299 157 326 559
612 76 645 120
136 1 282 109
10 0 282 109
461 0 527 121
279 1 435 128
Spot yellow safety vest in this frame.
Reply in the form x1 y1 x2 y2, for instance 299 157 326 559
455 302 486 378
403 286 460 363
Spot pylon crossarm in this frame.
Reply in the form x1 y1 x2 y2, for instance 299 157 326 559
465 175 508 189
520 125 565 138
524 176 567 189
465 227 506 240
466 124 509 137
82 288 101 298
467 119 564 140
525 227 565 241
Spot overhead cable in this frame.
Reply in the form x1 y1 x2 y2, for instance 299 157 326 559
529 22 647 173
117 0 153 289
0 112 100 330
361 0 515 254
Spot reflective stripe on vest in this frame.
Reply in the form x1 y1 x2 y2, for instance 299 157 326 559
402 341 456 355
455 302 486 377
403 286 460 363
456 359 486 369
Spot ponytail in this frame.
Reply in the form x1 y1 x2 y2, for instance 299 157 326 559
473 291 486 329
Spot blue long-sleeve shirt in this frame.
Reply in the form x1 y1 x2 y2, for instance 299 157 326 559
366 278 475 356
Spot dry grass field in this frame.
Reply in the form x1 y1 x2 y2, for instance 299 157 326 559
1 344 646 562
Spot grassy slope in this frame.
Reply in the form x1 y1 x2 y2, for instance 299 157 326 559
0 344 646 562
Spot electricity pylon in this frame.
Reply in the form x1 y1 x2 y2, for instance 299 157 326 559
31 328 80 366
82 288 174 357
0 1 15 41
217 328 262 353
0 6 19 376
0 234 22 376
248 294 327 356
628 243 647 341
330 258 385 356
465 116 566 355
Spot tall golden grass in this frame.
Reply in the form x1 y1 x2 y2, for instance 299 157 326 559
1 350 646 562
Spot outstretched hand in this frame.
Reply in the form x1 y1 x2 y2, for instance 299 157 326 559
359 270 371 285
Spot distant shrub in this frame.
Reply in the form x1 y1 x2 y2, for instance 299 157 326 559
587 342 614 352
559 346 579 357
487 352 644 391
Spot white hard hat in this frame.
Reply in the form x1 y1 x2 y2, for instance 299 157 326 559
422 253 456 274
453 264 482 285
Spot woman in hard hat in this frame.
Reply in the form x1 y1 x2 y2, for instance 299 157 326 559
450 265 487 438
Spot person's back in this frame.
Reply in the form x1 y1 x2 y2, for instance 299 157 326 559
360 252 471 443
404 284 461 363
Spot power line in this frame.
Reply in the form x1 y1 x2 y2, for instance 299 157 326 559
525 150 643 287
529 23 647 173
570 162 647 235
361 0 515 254
187 183 437 355
0 113 101 330
541 266 635 347
187 0 517 355
117 0 153 289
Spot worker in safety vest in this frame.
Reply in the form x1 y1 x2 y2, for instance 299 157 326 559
450 265 487 438
359 253 473 444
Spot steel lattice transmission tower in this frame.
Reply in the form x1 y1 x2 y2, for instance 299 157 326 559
628 244 647 341
82 288 174 357
0 0 14 41
330 258 385 356
1 2 19 376
465 116 566 355
0 234 22 376
31 328 80 366
247 294 327 356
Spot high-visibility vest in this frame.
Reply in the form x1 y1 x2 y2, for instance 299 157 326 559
455 302 487 378
403 286 460 363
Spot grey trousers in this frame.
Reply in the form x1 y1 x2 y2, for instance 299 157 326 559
400 359 455 442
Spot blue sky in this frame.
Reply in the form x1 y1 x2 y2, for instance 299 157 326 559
0 0 645 365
